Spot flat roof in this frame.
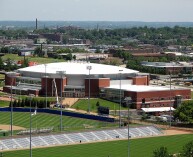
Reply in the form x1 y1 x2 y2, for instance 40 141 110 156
104 84 171 92
141 107 175 112
17 62 139 75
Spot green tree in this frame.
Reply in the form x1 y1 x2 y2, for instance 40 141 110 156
66 53 72 60
13 100 17 107
0 57 4 70
153 147 172 157
1 47 9 53
21 58 29 68
17 99 21 107
4 58 12 71
180 140 193 157
174 100 193 124
95 48 101 53
96 101 100 107
73 55 76 60
34 47 42 57
21 99 25 107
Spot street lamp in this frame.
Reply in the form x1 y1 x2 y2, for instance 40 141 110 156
119 69 123 128
56 71 66 132
86 65 92 113
29 94 35 157
44 64 47 108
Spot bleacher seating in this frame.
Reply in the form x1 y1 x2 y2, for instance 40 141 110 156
14 138 29 148
0 126 163 151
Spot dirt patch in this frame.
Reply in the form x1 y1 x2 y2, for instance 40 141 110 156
62 98 79 107
0 97 11 101
0 125 25 131
164 129 192 135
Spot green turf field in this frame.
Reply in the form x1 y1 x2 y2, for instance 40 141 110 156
0 100 9 107
72 98 125 113
1 134 193 157
0 112 116 133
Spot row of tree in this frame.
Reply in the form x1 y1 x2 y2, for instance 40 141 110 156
9 98 51 108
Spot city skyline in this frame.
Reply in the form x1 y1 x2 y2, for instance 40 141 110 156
0 0 193 22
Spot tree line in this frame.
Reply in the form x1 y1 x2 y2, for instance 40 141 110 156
1 26 193 46
9 98 51 108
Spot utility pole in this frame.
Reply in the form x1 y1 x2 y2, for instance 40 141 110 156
45 64 47 108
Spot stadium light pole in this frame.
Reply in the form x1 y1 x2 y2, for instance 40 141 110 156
8 72 17 136
126 97 132 157
56 71 66 132
86 65 92 114
29 94 35 157
119 69 123 128
169 71 172 128
44 64 47 108
17 81 21 101
10 80 13 136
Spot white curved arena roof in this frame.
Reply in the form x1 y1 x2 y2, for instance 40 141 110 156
17 62 139 75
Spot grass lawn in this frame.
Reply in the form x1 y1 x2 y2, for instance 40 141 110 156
0 74 4 79
0 74 5 87
0 100 10 107
0 112 116 133
2 134 193 157
2 54 63 64
72 98 126 113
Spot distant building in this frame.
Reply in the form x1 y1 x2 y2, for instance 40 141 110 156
28 33 63 43
68 38 91 45
18 48 35 56
141 61 193 74
40 33 63 43
57 26 82 31
131 53 165 58
37 38 47 44
19 51 32 56
3 39 34 47
27 34 39 40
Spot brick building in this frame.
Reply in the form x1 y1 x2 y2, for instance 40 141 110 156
3 62 191 109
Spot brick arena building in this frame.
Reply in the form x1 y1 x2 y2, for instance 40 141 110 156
3 62 191 109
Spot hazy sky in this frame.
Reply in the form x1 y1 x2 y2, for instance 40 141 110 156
0 0 193 22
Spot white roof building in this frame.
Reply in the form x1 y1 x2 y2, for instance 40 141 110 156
17 62 139 78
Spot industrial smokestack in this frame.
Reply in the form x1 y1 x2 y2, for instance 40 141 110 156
36 18 38 29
